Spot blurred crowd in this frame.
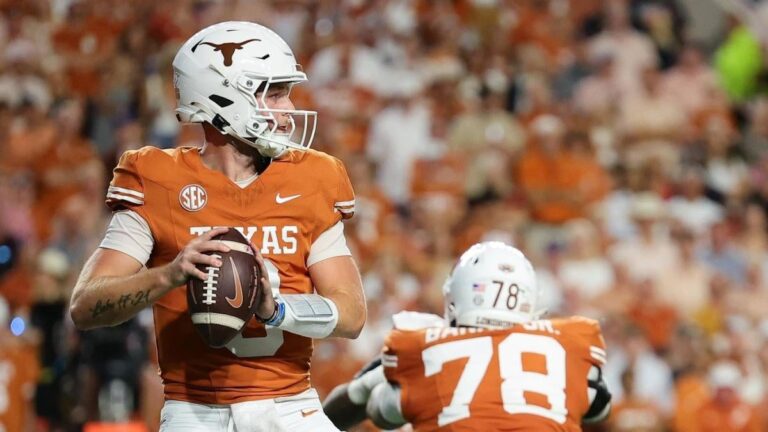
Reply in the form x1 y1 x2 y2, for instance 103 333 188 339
1 0 768 431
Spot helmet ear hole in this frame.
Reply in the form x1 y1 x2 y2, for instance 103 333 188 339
211 114 231 132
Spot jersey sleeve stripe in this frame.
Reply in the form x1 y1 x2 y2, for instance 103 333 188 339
108 186 144 198
590 352 606 365
382 354 398 367
590 346 606 356
106 192 144 205
336 207 355 214
334 199 355 207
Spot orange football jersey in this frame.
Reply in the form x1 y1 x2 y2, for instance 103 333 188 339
382 317 606 431
106 146 354 404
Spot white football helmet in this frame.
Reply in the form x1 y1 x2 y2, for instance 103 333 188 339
443 242 543 328
173 21 316 157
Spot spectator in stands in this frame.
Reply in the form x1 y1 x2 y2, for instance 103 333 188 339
661 44 719 117
608 368 665 432
698 222 748 285
604 325 675 416
0 295 40 432
610 192 676 283
618 66 687 172
448 86 525 202
742 98 768 164
30 99 104 242
656 227 713 318
573 52 620 120
559 218 614 307
701 117 749 201
627 277 679 353
308 19 383 93
0 39 51 112
589 1 658 96
518 115 584 257
668 165 725 236
366 76 437 207
689 361 763 432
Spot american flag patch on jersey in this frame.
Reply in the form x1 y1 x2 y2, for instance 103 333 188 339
472 283 485 292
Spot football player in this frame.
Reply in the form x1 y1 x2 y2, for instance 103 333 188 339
69 22 366 431
324 242 611 431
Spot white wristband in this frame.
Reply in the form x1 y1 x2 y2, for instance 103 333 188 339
273 294 339 339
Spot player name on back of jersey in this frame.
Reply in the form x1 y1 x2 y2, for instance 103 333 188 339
190 226 299 255
424 320 561 344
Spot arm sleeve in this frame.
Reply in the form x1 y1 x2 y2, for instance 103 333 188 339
333 158 355 220
99 210 154 266
307 221 351 267
366 382 407 429
347 365 386 404
106 150 145 210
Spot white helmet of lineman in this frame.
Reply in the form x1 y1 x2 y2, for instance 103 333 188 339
443 242 543 328
173 21 317 158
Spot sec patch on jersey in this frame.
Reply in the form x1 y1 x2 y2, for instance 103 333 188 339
187 229 261 348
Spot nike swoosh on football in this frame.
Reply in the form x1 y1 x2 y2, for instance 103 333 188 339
275 193 301 204
225 257 244 309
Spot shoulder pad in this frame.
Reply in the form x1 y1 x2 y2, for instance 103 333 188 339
392 311 446 331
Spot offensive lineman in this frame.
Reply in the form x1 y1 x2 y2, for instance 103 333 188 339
324 242 611 431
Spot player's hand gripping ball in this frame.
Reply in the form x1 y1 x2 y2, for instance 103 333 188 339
187 229 262 347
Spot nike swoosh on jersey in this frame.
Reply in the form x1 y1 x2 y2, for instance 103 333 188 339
301 408 319 418
226 257 244 309
275 193 301 204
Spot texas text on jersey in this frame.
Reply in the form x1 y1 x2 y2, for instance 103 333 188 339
382 316 606 431
105 145 354 404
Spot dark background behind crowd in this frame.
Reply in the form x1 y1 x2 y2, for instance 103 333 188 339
2 0 768 431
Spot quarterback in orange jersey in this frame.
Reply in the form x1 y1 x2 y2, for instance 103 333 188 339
324 242 611 431
68 21 366 431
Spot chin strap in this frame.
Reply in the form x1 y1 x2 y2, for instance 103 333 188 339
190 95 312 158
190 102 287 158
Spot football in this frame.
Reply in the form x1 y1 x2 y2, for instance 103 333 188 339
187 228 260 348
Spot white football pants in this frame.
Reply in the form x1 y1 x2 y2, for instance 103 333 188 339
159 388 340 432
